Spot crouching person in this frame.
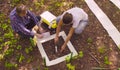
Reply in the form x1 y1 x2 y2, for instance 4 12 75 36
9 4 43 39
54 7 88 52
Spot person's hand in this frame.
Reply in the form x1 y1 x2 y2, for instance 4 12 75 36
39 26 46 33
60 44 66 53
35 33 43 39
54 36 59 45
33 25 38 31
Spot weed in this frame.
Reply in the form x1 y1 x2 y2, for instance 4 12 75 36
27 56 33 63
4 31 14 39
0 54 4 60
65 52 73 63
18 54 25 63
66 63 75 70
78 51 83 58
25 46 33 54
16 45 22 50
98 46 105 54
10 0 20 7
4 48 14 57
43 57 49 70
43 57 46 67
104 56 112 65
1 24 8 31
34 0 44 10
5 61 18 69
87 37 93 43
30 37 36 47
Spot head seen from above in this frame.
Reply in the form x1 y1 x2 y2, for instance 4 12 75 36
16 4 27 17
62 12 73 25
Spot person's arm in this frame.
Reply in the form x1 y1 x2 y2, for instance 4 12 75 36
27 10 39 25
13 19 35 36
54 19 63 44
60 27 75 52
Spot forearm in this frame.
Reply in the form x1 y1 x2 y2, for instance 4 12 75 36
21 28 35 36
63 32 73 46
56 25 61 37
17 23 35 36
63 28 74 47
56 20 62 38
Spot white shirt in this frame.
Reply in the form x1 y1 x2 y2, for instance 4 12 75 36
62 7 88 28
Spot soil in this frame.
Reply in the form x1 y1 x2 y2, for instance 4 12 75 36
0 0 120 70
42 36 70 60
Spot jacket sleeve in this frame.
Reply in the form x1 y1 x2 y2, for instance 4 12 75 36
13 18 35 36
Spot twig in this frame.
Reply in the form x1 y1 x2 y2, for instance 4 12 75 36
89 53 100 64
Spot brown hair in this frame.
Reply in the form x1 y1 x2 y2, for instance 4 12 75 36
62 12 73 24
16 4 27 15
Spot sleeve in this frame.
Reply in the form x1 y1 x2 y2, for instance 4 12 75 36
27 10 39 25
13 18 35 36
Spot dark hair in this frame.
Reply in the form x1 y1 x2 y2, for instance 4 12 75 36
16 4 27 15
62 12 73 24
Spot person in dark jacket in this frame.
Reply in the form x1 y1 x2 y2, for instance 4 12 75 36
9 4 43 39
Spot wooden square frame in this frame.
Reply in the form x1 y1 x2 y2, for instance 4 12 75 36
37 31 78 66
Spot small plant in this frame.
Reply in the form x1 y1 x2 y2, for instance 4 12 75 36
25 46 33 54
4 48 14 57
0 54 4 60
104 56 112 65
34 0 44 10
43 57 46 67
25 48 29 54
65 52 73 63
16 45 22 50
10 0 21 7
30 37 36 47
43 57 49 70
18 54 25 63
98 46 105 54
65 56 71 63
66 63 75 70
55 2 63 7
87 37 93 43
4 31 14 39
78 51 83 58
27 56 33 63
5 61 18 69
1 24 8 31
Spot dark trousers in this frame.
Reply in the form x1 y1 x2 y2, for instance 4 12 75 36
17 16 41 38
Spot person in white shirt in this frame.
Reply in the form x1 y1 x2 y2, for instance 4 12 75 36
54 7 88 52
